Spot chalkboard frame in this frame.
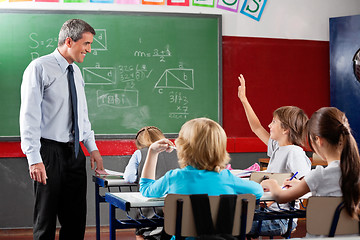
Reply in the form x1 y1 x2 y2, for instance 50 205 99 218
0 9 222 140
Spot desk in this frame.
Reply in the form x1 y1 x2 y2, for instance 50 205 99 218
105 192 164 240
258 158 328 171
92 175 138 240
104 192 310 240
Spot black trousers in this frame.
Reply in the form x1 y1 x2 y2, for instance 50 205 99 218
33 138 87 240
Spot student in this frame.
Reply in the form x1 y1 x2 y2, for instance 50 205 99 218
124 126 178 240
237 74 311 236
124 126 167 183
20 19 104 240
139 117 263 200
261 107 360 236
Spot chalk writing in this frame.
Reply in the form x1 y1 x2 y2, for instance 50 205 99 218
28 29 107 60
154 68 194 91
83 67 116 85
134 45 171 62
168 91 189 119
97 89 138 108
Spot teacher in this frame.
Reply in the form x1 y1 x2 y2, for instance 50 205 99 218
20 19 104 240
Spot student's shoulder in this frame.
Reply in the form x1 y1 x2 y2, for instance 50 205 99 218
284 144 307 155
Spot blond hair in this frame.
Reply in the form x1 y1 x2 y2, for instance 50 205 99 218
135 126 165 149
273 106 308 146
175 118 230 172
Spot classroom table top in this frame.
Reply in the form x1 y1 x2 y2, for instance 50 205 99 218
92 175 138 188
105 191 312 211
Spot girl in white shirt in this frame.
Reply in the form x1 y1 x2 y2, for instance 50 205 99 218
262 107 360 235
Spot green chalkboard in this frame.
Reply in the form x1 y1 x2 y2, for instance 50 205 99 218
0 10 221 138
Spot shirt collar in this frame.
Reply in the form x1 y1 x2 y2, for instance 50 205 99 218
53 48 71 74
185 165 198 170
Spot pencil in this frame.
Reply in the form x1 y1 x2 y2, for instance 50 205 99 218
282 171 298 189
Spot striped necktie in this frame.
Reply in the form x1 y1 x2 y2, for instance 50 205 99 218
67 65 79 157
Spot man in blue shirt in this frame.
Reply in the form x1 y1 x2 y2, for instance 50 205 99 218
20 19 104 240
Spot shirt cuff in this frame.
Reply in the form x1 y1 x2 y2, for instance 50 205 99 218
26 151 42 166
83 140 98 154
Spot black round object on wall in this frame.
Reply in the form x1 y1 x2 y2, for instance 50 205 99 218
353 48 360 83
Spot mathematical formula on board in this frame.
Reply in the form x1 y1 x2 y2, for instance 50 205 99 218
28 29 195 120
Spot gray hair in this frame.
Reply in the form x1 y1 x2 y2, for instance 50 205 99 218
58 19 96 46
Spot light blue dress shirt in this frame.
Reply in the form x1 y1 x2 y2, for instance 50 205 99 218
20 49 98 166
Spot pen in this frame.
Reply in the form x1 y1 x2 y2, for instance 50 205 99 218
282 171 298 189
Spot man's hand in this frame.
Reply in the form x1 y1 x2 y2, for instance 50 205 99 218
29 162 47 185
90 150 104 171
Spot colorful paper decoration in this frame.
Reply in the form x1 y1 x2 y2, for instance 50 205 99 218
216 0 239 12
240 0 267 21
167 0 189 6
142 0 165 5
63 0 88 3
192 0 214 7
91 0 114 3
116 0 140 4
35 0 59 2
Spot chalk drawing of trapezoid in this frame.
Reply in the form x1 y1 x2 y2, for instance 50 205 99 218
154 68 194 90
92 29 107 51
83 67 115 85
97 89 138 108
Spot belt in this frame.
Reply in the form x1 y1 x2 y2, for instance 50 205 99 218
40 138 75 147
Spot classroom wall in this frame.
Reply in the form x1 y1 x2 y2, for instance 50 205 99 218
1 0 360 230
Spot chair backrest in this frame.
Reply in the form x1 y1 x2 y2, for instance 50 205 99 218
164 194 256 237
306 196 359 236
249 172 292 185
311 153 328 167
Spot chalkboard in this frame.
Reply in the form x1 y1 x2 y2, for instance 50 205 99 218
0 10 221 138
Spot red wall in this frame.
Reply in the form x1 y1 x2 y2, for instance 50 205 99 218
222 36 330 138
0 36 330 157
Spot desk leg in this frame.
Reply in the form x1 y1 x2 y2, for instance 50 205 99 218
109 204 116 240
95 182 101 240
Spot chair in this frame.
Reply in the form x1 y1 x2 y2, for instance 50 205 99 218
164 194 256 240
306 196 360 237
249 172 293 184
248 172 298 239
311 153 328 167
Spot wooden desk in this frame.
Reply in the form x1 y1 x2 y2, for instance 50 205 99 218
258 157 328 171
92 175 138 240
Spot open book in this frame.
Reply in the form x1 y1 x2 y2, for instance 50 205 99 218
132 193 166 202
95 169 124 179
230 169 254 178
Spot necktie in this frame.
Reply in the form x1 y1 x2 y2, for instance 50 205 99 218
67 65 79 157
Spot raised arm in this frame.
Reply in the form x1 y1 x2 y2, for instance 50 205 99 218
237 74 270 145
141 138 174 180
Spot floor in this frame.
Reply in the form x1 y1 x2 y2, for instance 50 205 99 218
0 227 137 240
0 221 306 239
